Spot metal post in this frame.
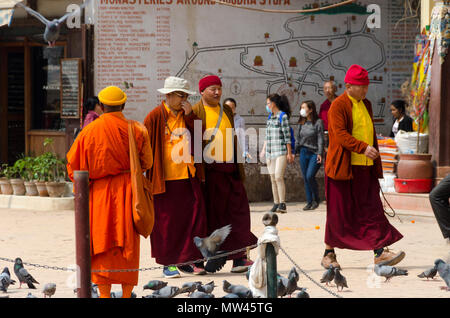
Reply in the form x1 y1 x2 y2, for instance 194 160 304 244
263 212 278 298
74 171 91 298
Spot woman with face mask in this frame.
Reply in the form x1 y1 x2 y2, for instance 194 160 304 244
260 94 294 214
295 101 324 211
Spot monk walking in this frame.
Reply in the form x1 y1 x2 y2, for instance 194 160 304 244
67 86 153 298
322 65 405 270
143 76 208 278
192 75 257 273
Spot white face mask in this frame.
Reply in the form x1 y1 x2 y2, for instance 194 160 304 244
300 109 308 117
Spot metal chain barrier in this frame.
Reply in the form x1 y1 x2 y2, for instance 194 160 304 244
0 244 258 273
278 245 343 299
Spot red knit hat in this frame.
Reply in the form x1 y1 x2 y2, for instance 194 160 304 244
199 75 222 92
345 64 370 86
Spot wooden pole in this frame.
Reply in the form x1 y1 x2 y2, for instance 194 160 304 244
262 212 278 298
74 170 91 298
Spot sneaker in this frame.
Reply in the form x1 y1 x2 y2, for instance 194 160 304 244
270 203 279 212
231 258 254 273
163 266 181 278
310 201 319 210
321 252 341 270
374 248 405 266
192 265 207 276
177 265 194 274
277 203 287 214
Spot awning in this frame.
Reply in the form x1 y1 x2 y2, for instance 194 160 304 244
0 0 23 27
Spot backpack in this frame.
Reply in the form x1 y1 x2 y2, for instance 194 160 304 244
268 111 296 150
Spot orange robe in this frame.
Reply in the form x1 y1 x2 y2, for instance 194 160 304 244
67 112 153 285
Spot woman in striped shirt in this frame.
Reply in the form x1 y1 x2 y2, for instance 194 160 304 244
260 94 294 213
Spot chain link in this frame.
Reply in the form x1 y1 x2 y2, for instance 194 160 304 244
278 245 343 298
0 244 258 273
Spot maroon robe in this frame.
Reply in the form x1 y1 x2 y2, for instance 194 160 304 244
325 166 403 250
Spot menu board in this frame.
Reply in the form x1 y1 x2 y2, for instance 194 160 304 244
60 58 82 118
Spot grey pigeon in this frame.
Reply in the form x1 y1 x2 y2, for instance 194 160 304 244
181 281 202 295
417 266 438 280
334 268 348 291
143 280 168 291
26 293 37 298
152 285 180 298
14 258 39 289
142 294 164 298
0 267 15 292
73 283 99 298
374 264 408 282
15 0 92 47
110 290 137 298
296 288 310 298
320 265 335 286
434 259 450 291
223 280 252 298
43 283 56 298
223 293 240 298
277 268 300 298
197 281 216 294
277 276 287 298
190 291 214 298
193 225 231 258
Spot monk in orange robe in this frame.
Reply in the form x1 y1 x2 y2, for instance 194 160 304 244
67 86 153 298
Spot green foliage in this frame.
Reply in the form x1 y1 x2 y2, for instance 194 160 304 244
0 163 15 179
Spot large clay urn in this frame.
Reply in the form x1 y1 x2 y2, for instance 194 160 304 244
397 153 433 179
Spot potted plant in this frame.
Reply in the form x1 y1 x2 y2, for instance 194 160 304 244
0 164 14 195
42 138 67 198
17 157 39 196
34 152 53 197
10 160 26 196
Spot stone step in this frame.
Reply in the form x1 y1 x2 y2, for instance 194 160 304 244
0 194 74 211
382 192 432 213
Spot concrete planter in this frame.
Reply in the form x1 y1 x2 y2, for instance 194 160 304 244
24 181 39 196
46 181 66 198
34 181 49 197
0 178 13 195
10 179 26 196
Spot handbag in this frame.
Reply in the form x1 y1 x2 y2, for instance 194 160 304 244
128 120 155 238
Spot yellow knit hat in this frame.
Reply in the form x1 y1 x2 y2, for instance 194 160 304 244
98 86 127 106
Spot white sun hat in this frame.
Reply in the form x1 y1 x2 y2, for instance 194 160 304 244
157 76 196 95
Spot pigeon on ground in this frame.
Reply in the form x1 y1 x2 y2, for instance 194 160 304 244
277 276 287 298
142 294 164 298
26 293 37 298
320 265 335 286
152 285 180 298
0 267 15 292
223 280 253 298
110 290 137 298
434 259 450 291
181 281 202 295
222 293 240 298
143 280 168 291
190 291 214 298
374 264 408 282
15 0 92 47
334 268 348 291
197 281 216 294
14 258 39 289
417 266 438 280
296 288 310 298
43 283 56 298
194 225 232 273
277 268 300 298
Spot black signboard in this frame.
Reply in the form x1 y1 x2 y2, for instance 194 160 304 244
60 58 82 118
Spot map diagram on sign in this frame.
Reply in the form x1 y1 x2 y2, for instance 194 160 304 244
175 4 388 126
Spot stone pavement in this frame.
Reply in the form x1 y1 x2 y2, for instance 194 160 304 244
0 202 449 298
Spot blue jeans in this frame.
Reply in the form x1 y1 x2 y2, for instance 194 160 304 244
299 147 321 204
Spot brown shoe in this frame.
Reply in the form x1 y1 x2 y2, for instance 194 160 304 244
321 252 341 270
374 248 405 266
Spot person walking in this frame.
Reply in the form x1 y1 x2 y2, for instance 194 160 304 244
429 174 450 260
322 65 405 270
143 76 208 278
295 100 324 211
260 94 295 214
223 98 250 162
67 86 153 298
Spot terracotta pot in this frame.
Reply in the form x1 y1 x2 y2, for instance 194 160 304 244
24 181 39 196
10 178 26 196
45 181 66 198
397 153 433 179
0 178 13 195
34 181 49 197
